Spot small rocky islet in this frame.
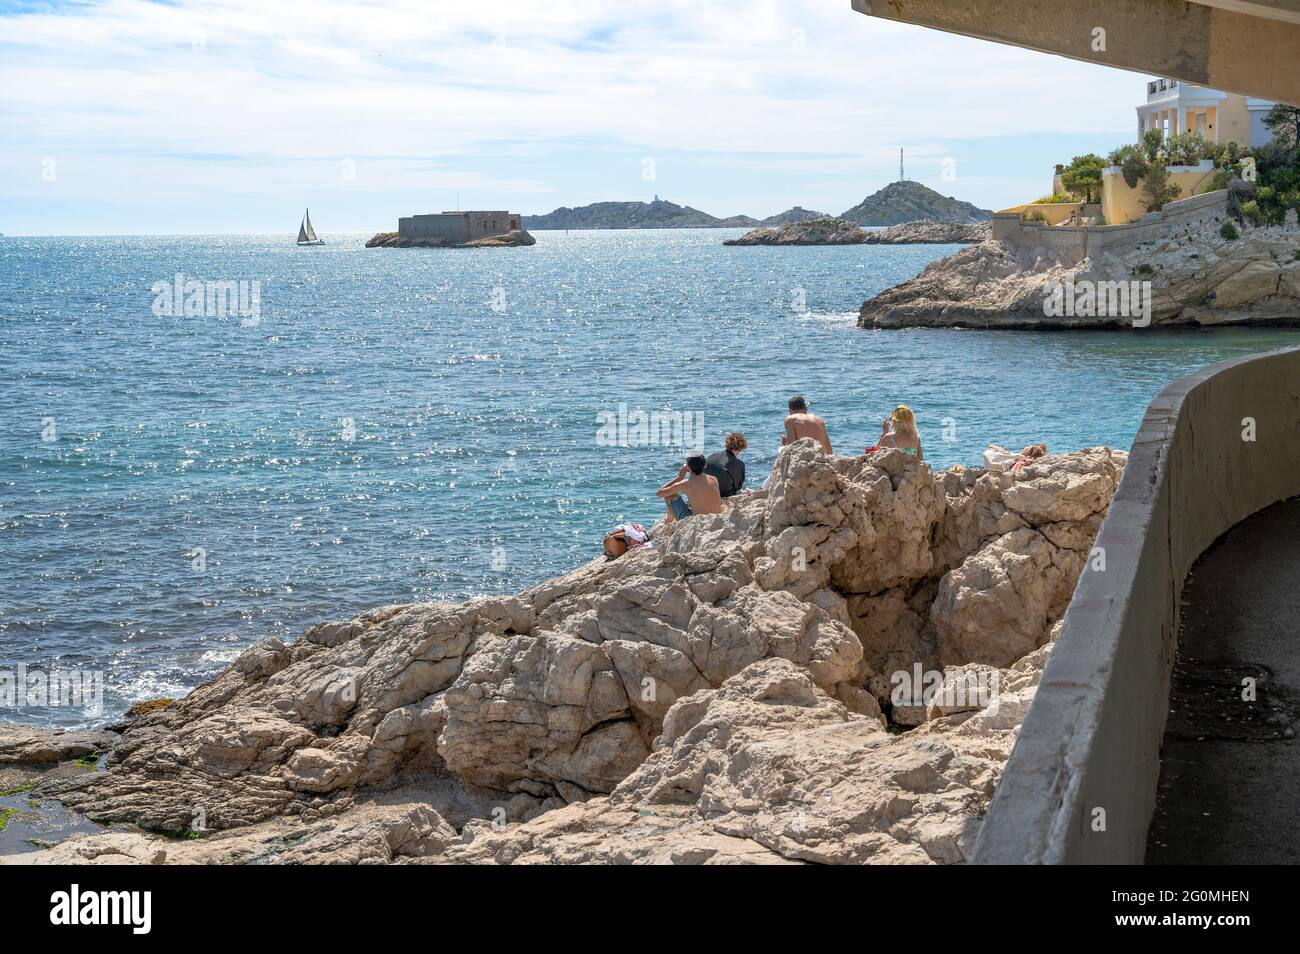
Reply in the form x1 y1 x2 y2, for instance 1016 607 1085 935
365 229 536 249
724 218 991 246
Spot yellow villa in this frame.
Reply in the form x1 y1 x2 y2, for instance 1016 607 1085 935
1137 77 1275 147
1000 77 1278 227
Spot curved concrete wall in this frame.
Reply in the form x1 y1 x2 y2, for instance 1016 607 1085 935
973 345 1300 864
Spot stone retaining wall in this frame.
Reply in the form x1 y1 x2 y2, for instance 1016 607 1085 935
992 189 1230 265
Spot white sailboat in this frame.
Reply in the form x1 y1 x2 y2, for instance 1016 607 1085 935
296 208 325 246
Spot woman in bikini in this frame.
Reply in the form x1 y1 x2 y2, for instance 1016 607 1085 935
867 404 923 462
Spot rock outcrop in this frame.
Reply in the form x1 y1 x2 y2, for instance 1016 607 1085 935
759 206 833 226
724 218 869 246
365 229 536 249
725 218 989 247
862 220 991 244
0 725 115 765
859 218 1300 328
4 442 1125 864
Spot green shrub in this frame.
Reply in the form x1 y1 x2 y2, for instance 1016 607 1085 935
1121 153 1149 188
1248 140 1300 223
1034 193 1075 204
1219 221 1239 240
1060 154 1106 204
1142 128 1164 161
1022 208 1048 222
1263 104 1300 146
1240 199 1266 226
1199 168 1232 194
1143 160 1182 211
1164 131 1216 166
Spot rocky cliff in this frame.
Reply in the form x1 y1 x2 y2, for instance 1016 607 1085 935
859 219 1300 329
2 441 1125 865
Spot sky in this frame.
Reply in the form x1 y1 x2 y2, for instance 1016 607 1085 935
0 0 1148 235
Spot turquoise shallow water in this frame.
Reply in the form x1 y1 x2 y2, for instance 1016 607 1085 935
3 228 1299 726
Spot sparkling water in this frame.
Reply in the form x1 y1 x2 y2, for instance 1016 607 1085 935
3 229 1297 725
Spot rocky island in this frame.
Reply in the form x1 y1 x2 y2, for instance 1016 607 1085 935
523 197 759 230
2 440 1125 865
841 181 993 226
726 218 991 247
366 230 535 249
865 220 991 244
367 210 535 249
758 206 833 226
724 218 869 245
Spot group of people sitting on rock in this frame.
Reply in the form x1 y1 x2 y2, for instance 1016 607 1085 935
602 394 1046 559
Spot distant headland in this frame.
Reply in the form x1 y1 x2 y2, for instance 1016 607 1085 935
522 197 759 230
523 183 993 231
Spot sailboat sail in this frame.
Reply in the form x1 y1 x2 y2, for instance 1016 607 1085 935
297 208 323 245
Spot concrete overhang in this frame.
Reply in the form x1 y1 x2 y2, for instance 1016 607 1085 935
850 0 1300 106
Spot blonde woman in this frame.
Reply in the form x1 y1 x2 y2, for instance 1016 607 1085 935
871 405 924 462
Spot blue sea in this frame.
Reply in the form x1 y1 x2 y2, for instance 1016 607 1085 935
3 229 1298 726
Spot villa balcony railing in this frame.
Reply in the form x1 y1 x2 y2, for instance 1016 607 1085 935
1147 78 1179 100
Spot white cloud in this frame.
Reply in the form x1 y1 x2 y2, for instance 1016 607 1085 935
0 0 1145 230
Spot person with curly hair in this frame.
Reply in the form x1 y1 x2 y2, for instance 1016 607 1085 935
704 431 748 498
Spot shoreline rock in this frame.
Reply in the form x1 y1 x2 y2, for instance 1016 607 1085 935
0 726 116 766
2 442 1126 864
859 220 1300 329
366 229 536 249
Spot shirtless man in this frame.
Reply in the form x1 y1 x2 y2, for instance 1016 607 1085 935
656 454 723 522
781 395 832 454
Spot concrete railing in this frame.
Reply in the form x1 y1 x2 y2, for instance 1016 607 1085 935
973 346 1300 864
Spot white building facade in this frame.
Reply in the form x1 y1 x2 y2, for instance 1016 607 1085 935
1137 78 1275 147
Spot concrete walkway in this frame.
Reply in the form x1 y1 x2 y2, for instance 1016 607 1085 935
1146 498 1300 864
